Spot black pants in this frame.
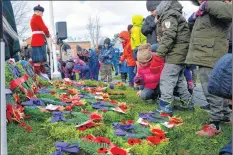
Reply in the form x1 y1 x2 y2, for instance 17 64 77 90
121 73 127 83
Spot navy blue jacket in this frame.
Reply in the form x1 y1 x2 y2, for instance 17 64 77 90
208 54 232 99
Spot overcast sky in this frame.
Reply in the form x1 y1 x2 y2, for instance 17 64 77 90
25 1 198 41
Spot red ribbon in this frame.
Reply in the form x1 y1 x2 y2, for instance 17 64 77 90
10 74 29 90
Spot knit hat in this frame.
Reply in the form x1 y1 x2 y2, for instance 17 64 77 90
33 4 44 12
137 43 153 63
104 38 111 45
127 24 133 31
146 1 161 11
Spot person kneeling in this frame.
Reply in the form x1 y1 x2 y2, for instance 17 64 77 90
134 43 164 101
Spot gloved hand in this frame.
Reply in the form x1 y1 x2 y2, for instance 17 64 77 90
134 76 144 85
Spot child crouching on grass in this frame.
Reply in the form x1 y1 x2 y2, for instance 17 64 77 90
73 56 90 80
134 43 164 101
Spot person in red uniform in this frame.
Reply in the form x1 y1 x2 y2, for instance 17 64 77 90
30 4 50 75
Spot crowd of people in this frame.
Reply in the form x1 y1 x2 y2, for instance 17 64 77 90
28 1 232 149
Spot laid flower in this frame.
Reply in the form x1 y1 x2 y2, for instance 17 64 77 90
160 113 170 117
26 126 32 133
90 113 102 122
78 126 87 131
118 103 127 112
95 137 111 144
13 93 20 103
110 100 118 104
127 138 142 146
97 147 108 154
71 100 85 107
67 89 79 95
102 109 108 113
82 135 96 141
81 109 91 114
102 93 109 99
50 91 56 95
146 136 161 145
168 117 183 125
19 122 27 127
65 106 72 111
121 120 134 125
110 147 127 155
151 128 165 137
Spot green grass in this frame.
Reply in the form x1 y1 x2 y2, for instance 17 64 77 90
7 82 231 155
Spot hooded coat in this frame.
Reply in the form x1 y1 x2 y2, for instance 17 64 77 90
99 44 114 65
119 31 136 67
141 15 157 45
131 15 147 50
186 1 232 68
155 1 190 64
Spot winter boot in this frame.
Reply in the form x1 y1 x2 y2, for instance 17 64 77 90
179 97 194 111
157 99 173 115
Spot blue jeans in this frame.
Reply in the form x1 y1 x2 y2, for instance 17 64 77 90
140 87 160 100
128 66 136 86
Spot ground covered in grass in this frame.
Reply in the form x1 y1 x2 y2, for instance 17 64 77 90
7 80 231 155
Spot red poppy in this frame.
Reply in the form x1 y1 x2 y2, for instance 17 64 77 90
97 147 108 154
110 147 127 155
16 105 24 113
50 91 56 95
72 100 84 106
168 117 183 125
121 120 127 124
146 136 161 145
95 137 111 144
151 128 165 136
65 106 72 111
110 100 118 104
6 104 13 114
6 112 12 122
102 109 108 113
14 111 21 120
13 94 20 103
19 122 26 127
118 104 127 111
26 126 32 133
160 113 170 117
81 109 91 114
128 138 142 146
82 135 96 141
78 126 87 131
27 90 33 98
90 113 102 122
121 120 134 125
85 122 95 128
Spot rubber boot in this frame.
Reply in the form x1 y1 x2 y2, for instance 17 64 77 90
179 97 194 111
157 99 173 115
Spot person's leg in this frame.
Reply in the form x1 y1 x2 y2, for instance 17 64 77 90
128 66 136 87
191 66 197 87
140 88 155 100
158 64 184 114
101 64 107 82
113 61 119 75
107 64 113 82
199 67 225 128
222 100 231 122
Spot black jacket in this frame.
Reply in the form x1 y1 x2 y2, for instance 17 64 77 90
141 15 157 45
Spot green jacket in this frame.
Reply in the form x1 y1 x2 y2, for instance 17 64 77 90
131 15 147 50
156 1 190 64
186 1 232 68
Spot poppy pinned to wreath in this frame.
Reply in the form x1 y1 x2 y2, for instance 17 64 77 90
127 138 142 146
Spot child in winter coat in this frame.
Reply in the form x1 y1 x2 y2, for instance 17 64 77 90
141 15 157 45
134 43 164 100
146 0 192 115
112 47 120 76
64 59 76 80
187 0 232 136
119 31 136 87
99 38 114 82
119 53 128 83
73 56 90 80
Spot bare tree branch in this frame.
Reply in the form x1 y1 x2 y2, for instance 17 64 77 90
11 1 30 39
86 15 101 47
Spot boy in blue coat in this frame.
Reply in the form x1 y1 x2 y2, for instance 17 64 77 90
99 38 114 82
112 46 120 76
88 48 100 81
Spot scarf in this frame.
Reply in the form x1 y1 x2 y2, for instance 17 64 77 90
156 1 173 16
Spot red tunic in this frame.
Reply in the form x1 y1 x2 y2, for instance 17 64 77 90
30 14 50 47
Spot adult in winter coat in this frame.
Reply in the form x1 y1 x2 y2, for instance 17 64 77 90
187 0 232 136
119 31 136 87
131 15 147 51
30 5 50 75
134 44 164 101
112 47 120 76
141 15 157 45
88 48 100 80
146 0 192 115
99 38 114 82
228 25 232 53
